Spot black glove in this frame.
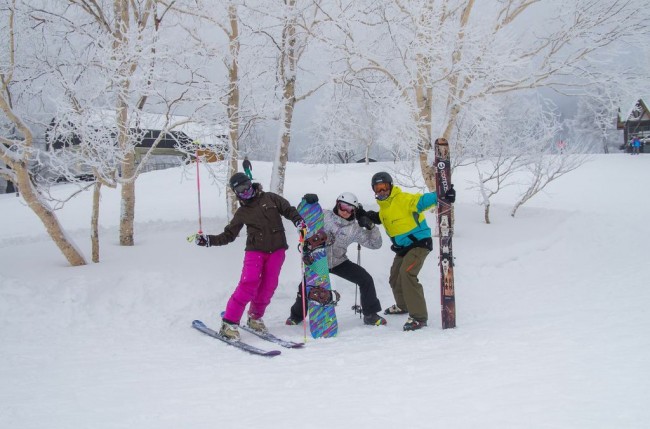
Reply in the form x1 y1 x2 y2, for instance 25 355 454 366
357 215 374 230
195 233 211 247
356 203 366 217
303 193 318 204
364 210 381 225
443 184 456 203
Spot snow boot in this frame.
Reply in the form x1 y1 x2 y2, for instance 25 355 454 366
363 313 387 326
247 316 268 334
403 317 427 331
285 317 301 326
219 320 240 340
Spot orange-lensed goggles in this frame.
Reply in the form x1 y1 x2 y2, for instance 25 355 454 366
373 182 391 193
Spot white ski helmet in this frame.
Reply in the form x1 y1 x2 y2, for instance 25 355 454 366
336 192 359 209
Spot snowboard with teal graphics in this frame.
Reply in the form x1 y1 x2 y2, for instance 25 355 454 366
297 196 338 338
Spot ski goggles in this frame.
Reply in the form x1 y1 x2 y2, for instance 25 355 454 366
337 201 356 214
373 182 391 194
233 180 252 194
234 181 255 199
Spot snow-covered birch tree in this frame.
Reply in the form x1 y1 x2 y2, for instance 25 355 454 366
53 0 219 246
78 0 157 246
2 0 225 264
0 0 87 266
318 0 649 192
510 149 588 219
467 94 562 224
166 0 247 217
245 0 328 195
569 91 621 154
307 84 418 165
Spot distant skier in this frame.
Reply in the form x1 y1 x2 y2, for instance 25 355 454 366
632 137 641 155
194 172 305 340
286 192 387 327
243 156 254 179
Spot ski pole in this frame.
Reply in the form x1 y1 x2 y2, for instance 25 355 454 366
195 148 203 234
298 228 308 342
352 243 362 318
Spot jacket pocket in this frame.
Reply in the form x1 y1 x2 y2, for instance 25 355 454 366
246 231 262 248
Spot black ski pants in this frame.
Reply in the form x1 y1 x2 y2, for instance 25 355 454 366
289 259 382 321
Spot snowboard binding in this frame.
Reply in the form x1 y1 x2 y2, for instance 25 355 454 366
300 230 328 265
308 286 340 306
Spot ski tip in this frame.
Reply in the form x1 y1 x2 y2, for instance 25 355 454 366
265 350 282 357
192 320 206 328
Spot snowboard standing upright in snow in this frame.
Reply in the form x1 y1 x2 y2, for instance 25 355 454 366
287 193 386 328
297 195 338 338
434 137 456 329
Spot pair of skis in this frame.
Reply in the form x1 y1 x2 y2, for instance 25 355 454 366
434 138 456 329
192 320 303 358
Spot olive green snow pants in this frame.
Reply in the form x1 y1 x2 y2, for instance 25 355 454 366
388 247 430 322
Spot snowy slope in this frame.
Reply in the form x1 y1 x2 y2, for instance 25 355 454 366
1 155 649 429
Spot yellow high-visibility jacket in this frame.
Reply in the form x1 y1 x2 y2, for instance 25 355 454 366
377 186 437 248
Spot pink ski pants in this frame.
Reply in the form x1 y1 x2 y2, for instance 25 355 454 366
223 248 286 324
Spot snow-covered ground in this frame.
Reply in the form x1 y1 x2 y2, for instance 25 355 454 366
1 155 648 429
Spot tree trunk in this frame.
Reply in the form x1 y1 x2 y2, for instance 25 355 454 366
115 0 136 246
226 3 240 217
91 181 101 263
119 152 136 246
271 95 295 196
17 165 87 266
415 86 434 191
1 72 85 265
430 0 475 191
270 2 297 196
415 2 436 192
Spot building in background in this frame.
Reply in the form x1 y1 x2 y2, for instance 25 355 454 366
618 99 650 153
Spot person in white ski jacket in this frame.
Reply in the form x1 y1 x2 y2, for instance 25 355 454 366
287 192 388 326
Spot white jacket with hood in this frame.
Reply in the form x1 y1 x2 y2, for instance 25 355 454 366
323 209 382 269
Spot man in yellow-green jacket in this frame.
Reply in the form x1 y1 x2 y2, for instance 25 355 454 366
361 171 455 331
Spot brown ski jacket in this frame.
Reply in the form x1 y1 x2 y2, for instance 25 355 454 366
207 184 302 252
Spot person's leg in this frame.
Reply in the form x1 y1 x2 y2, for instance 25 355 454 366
248 249 287 319
288 280 306 322
396 247 430 322
330 260 381 315
223 251 265 324
388 255 407 310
